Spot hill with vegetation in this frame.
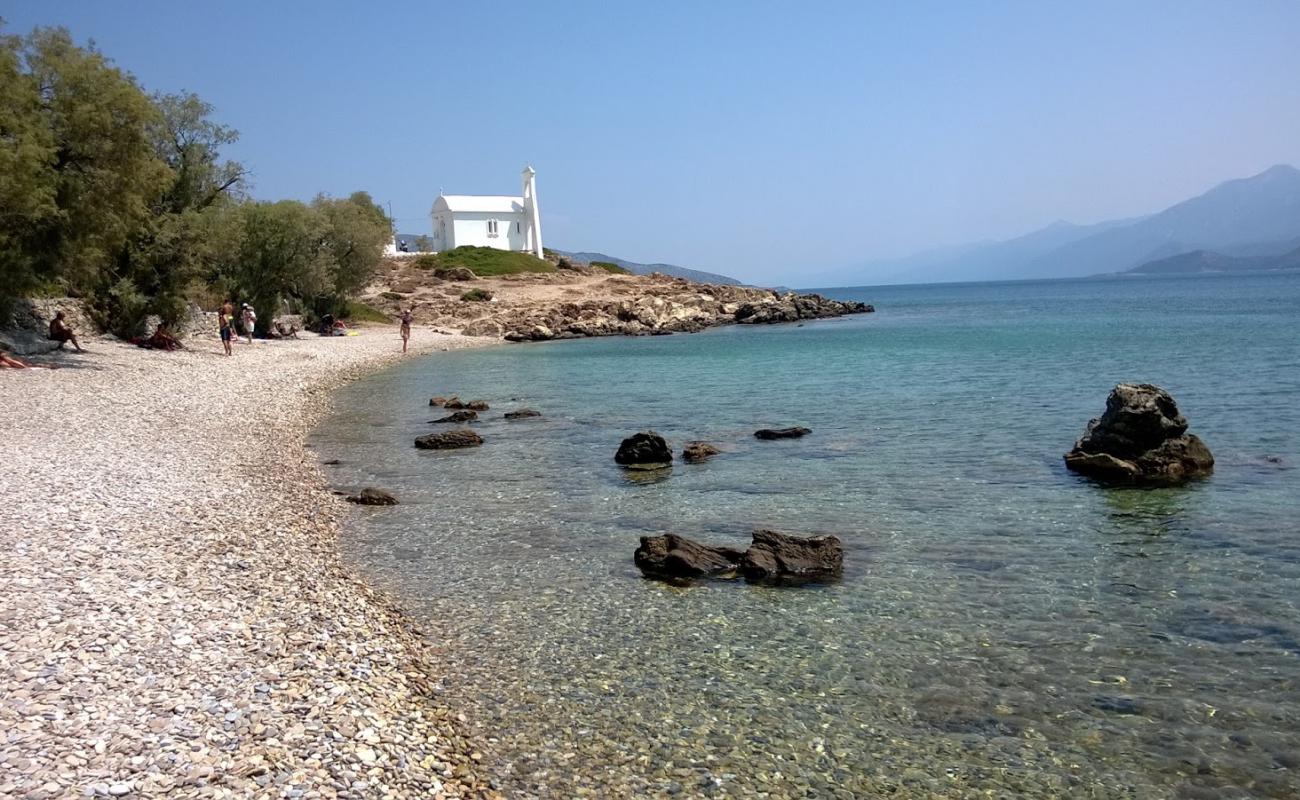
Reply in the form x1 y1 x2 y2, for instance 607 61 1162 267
1126 245 1300 275
415 246 555 276
552 250 741 285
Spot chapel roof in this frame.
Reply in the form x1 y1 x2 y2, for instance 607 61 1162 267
432 195 525 213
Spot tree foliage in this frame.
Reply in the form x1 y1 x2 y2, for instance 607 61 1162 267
0 23 391 333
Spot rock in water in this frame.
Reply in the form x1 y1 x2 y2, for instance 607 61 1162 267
466 400 490 411
429 396 449 407
754 427 811 440
634 534 746 580
682 441 721 462
431 410 478 424
346 487 398 506
414 429 484 450
740 529 843 585
504 408 542 420
442 397 466 409
1064 383 1214 486
615 431 673 469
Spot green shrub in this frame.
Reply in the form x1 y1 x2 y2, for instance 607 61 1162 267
381 291 405 300
342 300 391 323
414 254 439 270
425 246 554 276
591 260 630 274
460 288 494 302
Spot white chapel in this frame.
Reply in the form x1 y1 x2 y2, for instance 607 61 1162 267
429 166 544 257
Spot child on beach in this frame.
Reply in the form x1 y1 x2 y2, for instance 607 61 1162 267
219 302 234 356
241 304 257 344
400 308 412 353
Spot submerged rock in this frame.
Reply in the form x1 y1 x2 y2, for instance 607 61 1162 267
466 400 490 411
635 530 844 586
504 408 542 420
634 534 746 580
682 441 721 462
345 487 398 506
1064 383 1214 486
615 431 673 469
754 427 812 440
431 410 477 424
429 396 449 407
414 429 484 450
740 529 843 585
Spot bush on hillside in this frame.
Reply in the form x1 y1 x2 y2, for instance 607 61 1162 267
424 246 554 277
461 288 494 302
591 260 630 274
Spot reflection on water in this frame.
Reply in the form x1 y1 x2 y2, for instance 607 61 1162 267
314 274 1300 798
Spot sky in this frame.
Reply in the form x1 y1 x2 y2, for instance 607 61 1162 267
8 1 1300 284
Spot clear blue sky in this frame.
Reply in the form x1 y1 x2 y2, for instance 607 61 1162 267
8 1 1300 284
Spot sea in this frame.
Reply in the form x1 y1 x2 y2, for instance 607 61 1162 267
311 272 1300 799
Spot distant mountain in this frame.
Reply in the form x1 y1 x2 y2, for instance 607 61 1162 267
1126 244 1300 275
827 164 1300 285
554 250 742 286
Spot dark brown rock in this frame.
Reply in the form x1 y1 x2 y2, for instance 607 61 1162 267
615 431 672 469
504 408 541 420
1064 383 1214 486
433 266 476 281
443 397 467 409
634 534 746 580
345 487 398 506
682 441 721 462
414 429 484 450
754 427 811 440
429 396 449 407
466 400 490 411
740 529 843 585
431 410 477 424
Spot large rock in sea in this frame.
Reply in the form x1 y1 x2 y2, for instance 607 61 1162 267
414 429 484 450
740 529 843 585
504 408 541 420
755 427 811 440
634 534 747 580
1064 383 1214 486
345 487 398 506
615 431 673 469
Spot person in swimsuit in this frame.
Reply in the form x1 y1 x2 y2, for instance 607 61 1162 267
400 308 412 353
48 312 83 352
219 302 234 356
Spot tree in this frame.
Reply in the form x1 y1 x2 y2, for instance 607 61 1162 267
313 190 391 304
215 200 330 333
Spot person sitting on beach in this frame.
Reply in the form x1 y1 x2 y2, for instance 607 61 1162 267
146 324 183 351
400 308 412 353
48 312 83 352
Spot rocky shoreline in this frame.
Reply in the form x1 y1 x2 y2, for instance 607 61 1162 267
0 330 500 799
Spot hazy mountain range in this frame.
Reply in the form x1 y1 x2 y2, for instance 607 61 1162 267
553 250 742 286
1127 242 1300 275
816 164 1300 286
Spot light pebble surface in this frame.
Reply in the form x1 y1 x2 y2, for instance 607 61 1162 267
0 329 501 799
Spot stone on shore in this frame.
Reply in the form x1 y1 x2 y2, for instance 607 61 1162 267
504 408 542 420
345 487 399 505
415 429 484 449
682 441 721 462
755 426 812 440
615 431 672 469
740 529 844 585
432 410 478 423
1064 383 1214 486
634 534 747 580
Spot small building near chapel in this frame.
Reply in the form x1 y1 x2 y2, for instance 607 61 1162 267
430 166 544 258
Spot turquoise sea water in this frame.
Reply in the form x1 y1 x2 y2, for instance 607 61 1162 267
313 273 1300 798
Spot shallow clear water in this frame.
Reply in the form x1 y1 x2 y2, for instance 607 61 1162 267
313 273 1300 798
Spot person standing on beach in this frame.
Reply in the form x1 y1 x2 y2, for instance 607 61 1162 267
219 301 234 356
400 308 412 353
241 304 257 344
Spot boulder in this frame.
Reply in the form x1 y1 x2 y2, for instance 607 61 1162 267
615 431 673 469
443 398 467 409
755 427 812 440
1064 383 1214 486
433 266 476 281
414 429 484 450
432 410 477 424
466 400 490 411
504 408 541 420
345 487 398 506
682 441 721 462
430 395 455 407
740 529 843 585
634 534 746 580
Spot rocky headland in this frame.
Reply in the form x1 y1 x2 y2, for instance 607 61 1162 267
361 257 873 342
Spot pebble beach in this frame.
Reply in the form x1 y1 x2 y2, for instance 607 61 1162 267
0 329 499 799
